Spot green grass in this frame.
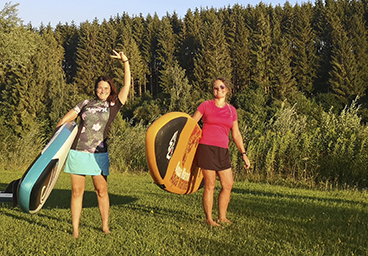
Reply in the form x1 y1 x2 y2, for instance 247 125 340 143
1 170 368 255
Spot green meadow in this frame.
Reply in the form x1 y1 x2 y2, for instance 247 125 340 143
1 170 367 256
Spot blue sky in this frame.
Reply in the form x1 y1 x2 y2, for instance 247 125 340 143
10 0 305 27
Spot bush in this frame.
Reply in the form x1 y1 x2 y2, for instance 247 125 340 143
0 121 44 171
108 113 148 173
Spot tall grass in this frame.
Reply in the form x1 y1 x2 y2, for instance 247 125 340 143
237 99 368 189
1 170 367 255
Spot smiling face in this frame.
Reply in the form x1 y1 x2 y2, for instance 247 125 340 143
213 79 228 99
96 81 111 101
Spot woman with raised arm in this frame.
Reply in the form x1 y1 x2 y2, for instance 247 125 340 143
56 50 130 238
192 77 250 226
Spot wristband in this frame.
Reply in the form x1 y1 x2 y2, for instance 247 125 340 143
241 152 247 156
122 59 129 63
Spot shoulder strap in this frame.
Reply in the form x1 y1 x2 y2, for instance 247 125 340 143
226 103 233 118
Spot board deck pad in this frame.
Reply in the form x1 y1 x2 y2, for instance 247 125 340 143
17 122 78 213
146 112 204 194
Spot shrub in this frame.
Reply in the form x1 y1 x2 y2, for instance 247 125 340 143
108 113 148 173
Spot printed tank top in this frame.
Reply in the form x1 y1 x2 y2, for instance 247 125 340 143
71 98 122 153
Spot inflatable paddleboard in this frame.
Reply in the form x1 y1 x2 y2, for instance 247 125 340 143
146 112 204 194
17 122 78 213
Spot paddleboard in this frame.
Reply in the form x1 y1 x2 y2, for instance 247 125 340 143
146 112 204 194
17 122 78 213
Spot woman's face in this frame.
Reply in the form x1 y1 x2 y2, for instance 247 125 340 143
96 81 111 101
213 80 228 98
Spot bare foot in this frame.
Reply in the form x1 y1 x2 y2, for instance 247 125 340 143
103 228 111 234
72 232 79 238
217 218 232 224
206 220 222 227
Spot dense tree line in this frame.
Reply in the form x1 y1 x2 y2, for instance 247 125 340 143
1 1 367 188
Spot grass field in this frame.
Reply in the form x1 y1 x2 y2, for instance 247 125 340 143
1 170 367 255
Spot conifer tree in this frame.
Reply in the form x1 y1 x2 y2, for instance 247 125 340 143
328 12 359 104
276 1 294 35
141 14 161 95
291 3 318 95
132 15 149 94
132 14 146 51
54 22 79 84
271 36 297 100
312 0 334 93
0 3 46 135
178 9 203 83
269 7 296 100
0 3 37 87
99 19 119 76
157 16 178 93
193 10 232 97
115 24 144 98
224 5 251 92
348 10 368 99
2 25 68 136
40 26 75 130
250 5 272 94
168 11 182 35
74 19 104 97
2 61 43 136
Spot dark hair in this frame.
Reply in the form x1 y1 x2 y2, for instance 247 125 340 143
94 76 118 104
212 77 233 92
212 77 228 87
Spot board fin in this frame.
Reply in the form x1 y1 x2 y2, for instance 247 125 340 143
4 179 20 207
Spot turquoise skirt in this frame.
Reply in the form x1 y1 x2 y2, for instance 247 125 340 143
64 149 110 176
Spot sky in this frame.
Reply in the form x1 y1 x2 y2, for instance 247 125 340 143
8 0 304 27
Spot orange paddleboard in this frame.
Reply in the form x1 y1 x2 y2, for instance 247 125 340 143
145 112 204 194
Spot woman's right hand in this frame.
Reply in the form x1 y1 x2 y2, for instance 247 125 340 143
111 50 128 62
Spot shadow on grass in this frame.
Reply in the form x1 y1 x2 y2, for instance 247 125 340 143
0 182 138 209
0 182 12 192
0 187 138 235
230 187 368 223
231 187 367 207
44 188 138 209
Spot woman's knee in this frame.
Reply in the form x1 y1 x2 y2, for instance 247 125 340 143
71 187 84 198
95 187 108 198
218 169 233 190
92 175 108 197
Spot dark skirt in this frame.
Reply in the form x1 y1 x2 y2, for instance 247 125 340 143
194 144 231 171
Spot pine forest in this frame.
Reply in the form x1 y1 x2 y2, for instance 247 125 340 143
1 1 368 189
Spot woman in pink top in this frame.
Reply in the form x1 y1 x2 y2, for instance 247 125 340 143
192 77 250 226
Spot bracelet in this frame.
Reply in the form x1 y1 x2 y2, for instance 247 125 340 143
241 152 247 156
122 59 129 63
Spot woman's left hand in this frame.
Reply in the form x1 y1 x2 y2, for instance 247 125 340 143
243 154 251 170
111 50 128 62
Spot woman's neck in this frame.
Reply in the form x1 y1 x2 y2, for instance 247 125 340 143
214 98 226 108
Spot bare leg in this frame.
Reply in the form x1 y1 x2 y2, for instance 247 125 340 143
92 174 110 234
202 169 221 227
70 174 86 238
216 168 234 223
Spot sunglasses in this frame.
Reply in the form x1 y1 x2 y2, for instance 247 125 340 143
213 84 226 90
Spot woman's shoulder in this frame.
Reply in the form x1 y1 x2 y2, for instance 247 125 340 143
201 100 214 106
76 99 111 109
227 103 236 111
198 100 213 110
